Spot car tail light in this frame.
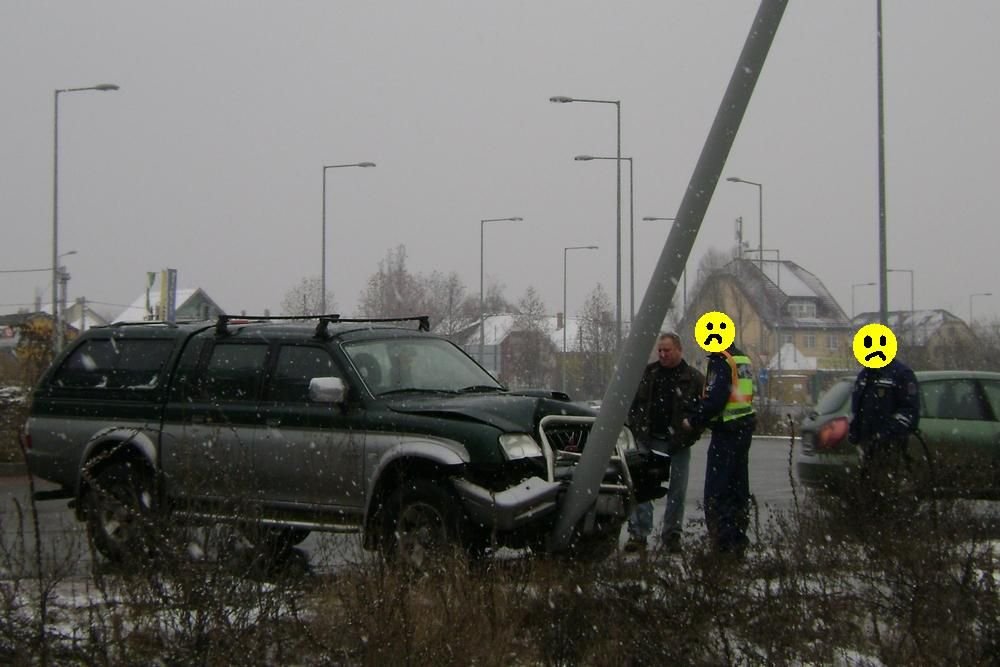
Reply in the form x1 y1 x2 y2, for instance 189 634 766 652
816 416 849 451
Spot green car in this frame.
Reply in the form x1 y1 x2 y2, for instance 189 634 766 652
796 370 1000 498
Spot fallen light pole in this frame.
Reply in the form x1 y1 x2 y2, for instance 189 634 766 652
549 0 789 552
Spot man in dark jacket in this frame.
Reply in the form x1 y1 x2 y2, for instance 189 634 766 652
684 341 756 556
624 332 704 553
848 324 920 486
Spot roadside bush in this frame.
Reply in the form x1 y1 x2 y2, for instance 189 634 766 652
1 472 998 664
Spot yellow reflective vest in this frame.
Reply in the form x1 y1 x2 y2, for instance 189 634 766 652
706 349 755 423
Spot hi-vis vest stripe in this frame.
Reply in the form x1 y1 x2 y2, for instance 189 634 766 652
705 350 755 423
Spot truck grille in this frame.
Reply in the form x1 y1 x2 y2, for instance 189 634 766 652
537 415 630 492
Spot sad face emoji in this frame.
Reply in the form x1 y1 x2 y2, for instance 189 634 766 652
695 311 736 353
852 323 898 369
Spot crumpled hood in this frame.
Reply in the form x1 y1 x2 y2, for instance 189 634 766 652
385 392 595 434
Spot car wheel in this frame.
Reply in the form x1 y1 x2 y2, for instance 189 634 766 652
381 479 462 569
83 460 159 564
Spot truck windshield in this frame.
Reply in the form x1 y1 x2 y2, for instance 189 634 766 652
344 337 503 396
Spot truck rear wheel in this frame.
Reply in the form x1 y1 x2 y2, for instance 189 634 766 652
83 461 159 564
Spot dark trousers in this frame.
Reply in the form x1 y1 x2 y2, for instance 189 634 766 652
703 418 754 553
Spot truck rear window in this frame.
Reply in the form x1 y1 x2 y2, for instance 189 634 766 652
52 338 175 390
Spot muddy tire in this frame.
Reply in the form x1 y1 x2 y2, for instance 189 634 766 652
83 461 159 564
380 479 463 569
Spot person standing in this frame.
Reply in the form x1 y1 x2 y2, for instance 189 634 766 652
847 323 920 493
683 312 756 556
623 332 704 553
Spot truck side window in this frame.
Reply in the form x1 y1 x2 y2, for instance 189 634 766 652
266 345 341 403
198 343 268 402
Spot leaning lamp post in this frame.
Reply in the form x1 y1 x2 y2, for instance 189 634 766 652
480 216 523 367
321 161 376 313
562 245 599 393
53 83 119 354
551 95 623 348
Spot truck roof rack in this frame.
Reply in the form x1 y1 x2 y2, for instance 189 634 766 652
213 313 430 338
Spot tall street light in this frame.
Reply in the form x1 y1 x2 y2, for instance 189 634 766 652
53 83 119 354
322 162 376 313
851 281 876 319
970 292 993 327
642 216 681 313
563 245 598 393
480 216 523 367
888 268 914 344
726 176 763 273
575 155 635 320
876 0 889 324
551 95 623 348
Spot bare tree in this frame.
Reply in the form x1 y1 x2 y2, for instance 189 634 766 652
419 271 473 338
280 276 334 316
577 284 616 398
358 245 425 318
506 286 555 388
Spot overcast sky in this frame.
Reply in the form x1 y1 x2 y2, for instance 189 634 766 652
2 2 998 328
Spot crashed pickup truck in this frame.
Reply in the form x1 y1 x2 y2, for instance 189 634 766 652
23 315 667 564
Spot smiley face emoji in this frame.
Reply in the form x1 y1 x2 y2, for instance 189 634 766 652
695 311 736 353
852 323 898 369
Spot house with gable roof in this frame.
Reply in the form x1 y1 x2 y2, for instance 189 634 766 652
680 257 855 402
113 288 225 323
852 309 978 370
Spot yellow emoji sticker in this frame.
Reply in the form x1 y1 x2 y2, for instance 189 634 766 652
852 323 898 368
695 311 736 353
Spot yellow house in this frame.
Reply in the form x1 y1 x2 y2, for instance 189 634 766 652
680 258 855 402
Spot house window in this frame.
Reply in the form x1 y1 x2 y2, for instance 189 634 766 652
782 333 794 346
787 300 817 319
804 334 816 349
826 335 839 350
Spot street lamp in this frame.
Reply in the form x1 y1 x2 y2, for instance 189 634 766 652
563 245 599 392
641 216 682 314
575 155 635 321
970 292 993 326
551 95 623 348
726 176 763 273
888 268 914 344
851 281 876 319
322 162 376 313
53 83 118 353
480 216 523 367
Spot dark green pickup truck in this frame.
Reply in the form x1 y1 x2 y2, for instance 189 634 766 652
24 315 665 565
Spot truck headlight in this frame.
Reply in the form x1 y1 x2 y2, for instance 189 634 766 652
617 427 637 452
499 433 543 460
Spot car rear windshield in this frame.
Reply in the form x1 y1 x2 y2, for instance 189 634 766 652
51 338 175 390
814 380 853 415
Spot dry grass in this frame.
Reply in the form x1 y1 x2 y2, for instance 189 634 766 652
0 467 998 664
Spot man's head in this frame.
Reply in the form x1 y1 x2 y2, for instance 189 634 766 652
656 332 683 369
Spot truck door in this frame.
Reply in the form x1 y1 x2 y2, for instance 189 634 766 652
160 340 268 506
255 344 366 517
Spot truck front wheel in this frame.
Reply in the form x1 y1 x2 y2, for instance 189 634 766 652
380 479 463 569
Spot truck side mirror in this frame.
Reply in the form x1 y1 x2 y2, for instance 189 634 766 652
309 376 347 404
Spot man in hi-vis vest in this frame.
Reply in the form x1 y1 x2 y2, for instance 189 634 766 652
682 311 756 556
